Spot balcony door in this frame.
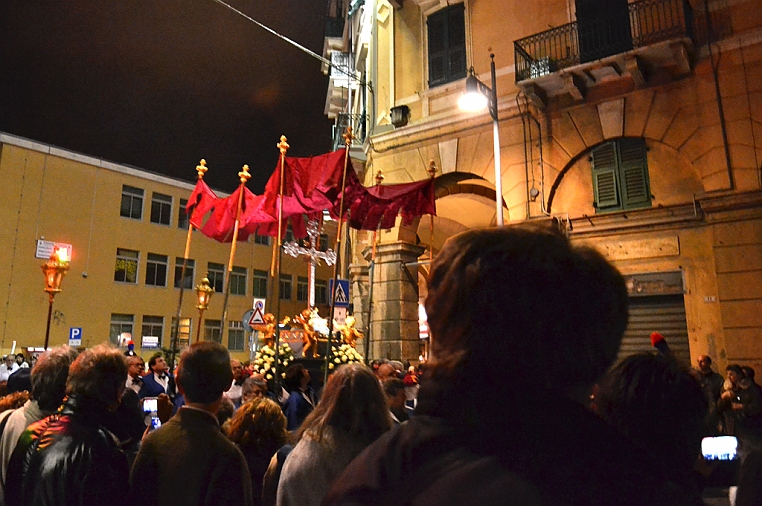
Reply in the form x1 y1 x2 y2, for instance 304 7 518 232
576 0 633 63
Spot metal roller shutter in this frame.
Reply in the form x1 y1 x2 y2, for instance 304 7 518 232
616 294 691 367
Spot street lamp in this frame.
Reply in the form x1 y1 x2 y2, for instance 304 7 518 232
41 247 70 350
194 277 213 343
458 53 504 226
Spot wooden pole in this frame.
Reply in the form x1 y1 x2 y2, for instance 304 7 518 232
220 165 251 342
325 127 353 385
273 136 289 394
170 160 207 373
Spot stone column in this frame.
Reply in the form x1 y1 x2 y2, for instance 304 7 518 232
348 262 369 353
366 241 425 362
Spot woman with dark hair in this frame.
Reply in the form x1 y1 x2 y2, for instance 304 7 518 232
227 397 291 506
594 352 708 502
276 363 391 506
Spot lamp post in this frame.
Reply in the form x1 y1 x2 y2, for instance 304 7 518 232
41 247 70 350
458 53 504 226
194 277 213 343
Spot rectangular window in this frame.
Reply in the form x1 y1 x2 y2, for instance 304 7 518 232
285 226 294 244
114 248 139 284
141 315 164 348
228 321 246 352
297 276 309 302
173 258 195 289
319 234 329 252
230 266 247 296
178 198 189 229
253 269 268 298
150 192 172 225
204 319 223 344
120 185 144 220
279 274 292 300
592 138 651 213
145 253 168 287
109 314 134 345
427 4 467 88
171 317 192 349
207 262 225 293
254 234 270 246
315 279 328 305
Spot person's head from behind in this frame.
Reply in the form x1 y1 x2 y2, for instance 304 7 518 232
32 346 79 412
300 363 391 446
227 397 289 449
242 376 268 404
176 341 232 405
66 344 128 410
284 363 309 392
741 366 755 382
383 378 406 410
148 353 167 375
595 352 707 476
425 225 628 398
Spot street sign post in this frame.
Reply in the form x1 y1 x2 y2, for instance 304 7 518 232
69 327 82 347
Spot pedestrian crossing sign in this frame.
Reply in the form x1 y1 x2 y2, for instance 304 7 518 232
329 279 350 308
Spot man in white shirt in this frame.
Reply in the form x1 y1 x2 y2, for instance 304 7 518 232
223 360 244 408
0 355 19 382
125 355 145 394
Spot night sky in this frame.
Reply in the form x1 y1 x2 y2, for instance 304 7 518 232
0 0 333 193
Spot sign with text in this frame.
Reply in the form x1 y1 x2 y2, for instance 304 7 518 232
69 327 82 347
36 240 73 260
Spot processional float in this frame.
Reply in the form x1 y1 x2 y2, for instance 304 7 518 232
168 128 438 385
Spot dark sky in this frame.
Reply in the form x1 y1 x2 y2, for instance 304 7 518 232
0 0 333 193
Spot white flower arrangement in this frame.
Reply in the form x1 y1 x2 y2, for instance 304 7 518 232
327 343 364 371
253 344 294 379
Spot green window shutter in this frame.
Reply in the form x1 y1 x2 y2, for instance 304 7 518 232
447 5 467 81
428 4 466 87
618 139 650 208
592 143 620 209
428 11 448 86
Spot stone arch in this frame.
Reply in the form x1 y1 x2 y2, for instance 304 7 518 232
546 136 705 215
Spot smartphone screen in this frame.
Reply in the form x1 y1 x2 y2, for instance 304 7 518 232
701 436 738 461
150 416 162 430
142 397 158 414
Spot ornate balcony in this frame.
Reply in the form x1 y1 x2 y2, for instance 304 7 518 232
514 0 695 108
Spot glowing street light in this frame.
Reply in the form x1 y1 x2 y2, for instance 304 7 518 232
194 277 214 343
458 53 504 226
41 247 70 349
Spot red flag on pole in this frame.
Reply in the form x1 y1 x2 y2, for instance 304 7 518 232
185 179 218 229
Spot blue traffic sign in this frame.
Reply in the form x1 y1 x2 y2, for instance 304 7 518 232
328 279 350 308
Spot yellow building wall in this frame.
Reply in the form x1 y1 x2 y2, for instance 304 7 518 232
0 137 334 362
354 0 762 365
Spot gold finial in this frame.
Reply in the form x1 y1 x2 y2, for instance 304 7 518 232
277 135 289 155
375 170 384 186
343 126 354 147
196 159 208 180
239 165 251 184
428 160 437 179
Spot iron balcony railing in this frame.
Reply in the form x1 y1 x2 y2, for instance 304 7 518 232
514 0 694 82
332 113 367 151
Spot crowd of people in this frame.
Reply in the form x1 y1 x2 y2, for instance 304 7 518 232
0 225 759 505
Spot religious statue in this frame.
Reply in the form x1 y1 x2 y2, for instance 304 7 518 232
335 315 363 349
255 313 290 348
294 308 319 358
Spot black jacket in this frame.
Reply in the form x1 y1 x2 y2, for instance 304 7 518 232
5 395 130 506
